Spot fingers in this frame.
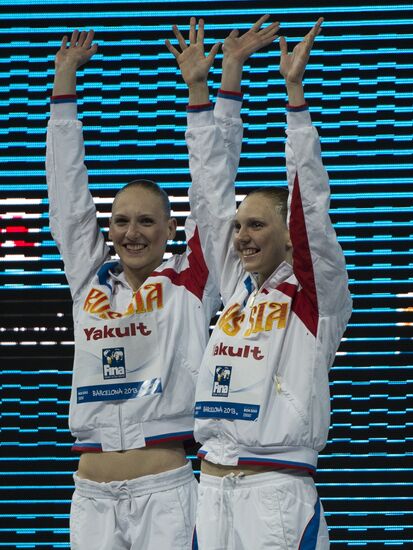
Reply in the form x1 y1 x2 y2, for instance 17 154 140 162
197 18 205 44
279 36 288 56
259 21 280 38
189 16 197 44
78 30 87 47
172 24 188 51
165 38 180 58
69 30 79 48
68 29 95 50
313 17 324 35
251 13 270 32
169 18 206 55
60 35 68 51
228 29 239 39
83 29 95 50
304 17 324 48
206 41 221 64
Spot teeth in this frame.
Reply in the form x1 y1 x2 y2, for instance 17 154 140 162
125 244 146 251
242 248 259 257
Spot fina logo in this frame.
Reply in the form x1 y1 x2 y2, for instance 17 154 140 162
102 347 126 379
212 366 232 397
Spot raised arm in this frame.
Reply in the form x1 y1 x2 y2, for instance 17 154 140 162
165 17 220 106
53 30 98 95
280 19 352 317
216 15 279 171
46 31 109 301
167 17 279 301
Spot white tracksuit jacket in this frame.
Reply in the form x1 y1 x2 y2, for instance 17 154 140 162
46 97 238 453
186 99 352 475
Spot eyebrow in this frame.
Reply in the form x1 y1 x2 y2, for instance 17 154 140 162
112 212 155 218
233 216 266 223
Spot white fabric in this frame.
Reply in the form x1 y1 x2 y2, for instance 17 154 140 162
196 470 329 550
186 104 352 470
45 97 242 452
70 462 197 550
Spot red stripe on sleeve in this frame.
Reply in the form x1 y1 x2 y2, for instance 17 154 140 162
289 174 319 336
153 226 209 301
276 281 318 336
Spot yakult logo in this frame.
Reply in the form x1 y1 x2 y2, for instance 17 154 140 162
213 342 264 361
84 322 151 341
212 366 232 397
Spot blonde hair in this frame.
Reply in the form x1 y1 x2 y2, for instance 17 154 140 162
246 187 288 223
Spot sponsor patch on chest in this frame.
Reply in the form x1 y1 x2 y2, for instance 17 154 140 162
212 366 232 397
84 322 151 341
102 347 126 379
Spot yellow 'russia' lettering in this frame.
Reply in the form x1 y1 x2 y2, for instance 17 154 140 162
243 301 289 336
144 283 163 311
244 302 266 336
84 282 164 319
218 304 245 337
265 302 288 330
84 289 110 315
133 289 146 314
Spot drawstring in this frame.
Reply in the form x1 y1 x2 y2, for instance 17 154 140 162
107 481 138 518
217 472 245 549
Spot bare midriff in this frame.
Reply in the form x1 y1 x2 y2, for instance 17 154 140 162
77 441 187 482
201 460 275 477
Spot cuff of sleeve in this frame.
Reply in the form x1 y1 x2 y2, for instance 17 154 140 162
50 95 78 120
286 105 311 130
187 102 213 112
187 104 215 128
218 89 243 102
214 92 243 119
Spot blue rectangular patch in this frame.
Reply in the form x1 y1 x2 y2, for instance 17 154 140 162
102 347 126 380
77 378 162 403
195 401 260 421
212 365 232 397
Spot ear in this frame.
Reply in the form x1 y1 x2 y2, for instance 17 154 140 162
108 218 113 241
167 217 177 241
285 228 292 251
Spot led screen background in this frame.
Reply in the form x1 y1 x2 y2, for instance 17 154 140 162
0 0 412 547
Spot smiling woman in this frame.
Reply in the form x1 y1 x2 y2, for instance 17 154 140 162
177 17 352 550
109 183 177 291
45 28 225 550
233 190 292 286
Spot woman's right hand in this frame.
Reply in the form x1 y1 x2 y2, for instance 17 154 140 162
55 29 98 72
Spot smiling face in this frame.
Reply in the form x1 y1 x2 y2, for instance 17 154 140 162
233 193 292 285
109 186 176 290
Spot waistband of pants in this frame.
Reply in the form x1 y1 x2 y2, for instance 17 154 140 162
73 461 194 499
200 467 311 491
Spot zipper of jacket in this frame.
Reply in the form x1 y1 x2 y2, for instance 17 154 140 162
274 374 282 393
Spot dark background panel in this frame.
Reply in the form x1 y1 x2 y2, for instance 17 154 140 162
1 1 412 547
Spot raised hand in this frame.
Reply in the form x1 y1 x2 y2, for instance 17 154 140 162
220 15 279 93
53 30 97 96
165 17 220 88
55 30 98 72
279 18 323 86
222 14 279 64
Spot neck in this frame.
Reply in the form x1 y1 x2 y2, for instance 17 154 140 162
123 265 154 291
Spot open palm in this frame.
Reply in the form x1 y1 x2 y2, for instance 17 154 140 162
222 14 279 64
55 29 97 71
165 17 220 86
